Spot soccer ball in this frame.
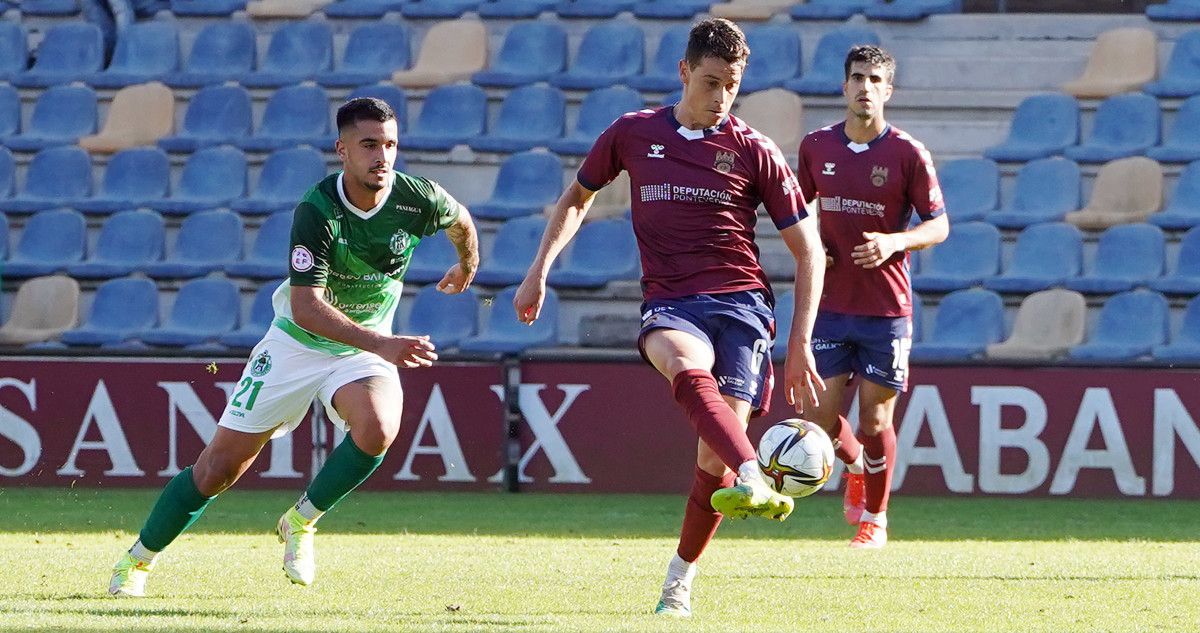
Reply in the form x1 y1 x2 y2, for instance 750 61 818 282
756 419 834 498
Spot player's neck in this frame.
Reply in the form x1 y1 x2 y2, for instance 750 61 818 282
341 175 390 212
844 114 888 144
672 102 719 131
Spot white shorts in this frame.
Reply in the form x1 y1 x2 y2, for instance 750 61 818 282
217 326 400 439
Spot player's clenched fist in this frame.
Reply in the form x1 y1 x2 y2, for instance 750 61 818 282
513 277 545 325
375 335 438 368
437 262 475 294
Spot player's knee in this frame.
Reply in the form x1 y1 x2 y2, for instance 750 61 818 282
192 455 243 496
858 418 891 437
351 413 400 455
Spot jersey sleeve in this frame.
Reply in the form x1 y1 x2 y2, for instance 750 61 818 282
289 201 335 287
754 136 807 231
794 135 819 206
576 118 625 192
421 179 464 236
909 143 946 221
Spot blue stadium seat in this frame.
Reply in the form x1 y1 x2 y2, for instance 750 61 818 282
318 23 410 87
1069 289 1167 362
400 84 487 151
0 146 92 214
3 209 86 278
1066 224 1164 294
551 23 644 90
863 0 961 20
1145 31 1200 97
405 231 457 284
0 148 12 199
785 26 880 95
549 86 645 155
1148 0 1200 21
12 23 103 88
911 293 924 342
935 158 999 223
1154 162 1200 230
239 85 334 152
170 0 244 13
628 25 690 91
18 0 78 16
140 278 240 347
984 94 1080 162
1147 95 1200 163
156 146 248 215
165 22 256 88
987 157 1081 228
633 0 712 18
910 289 1004 362
1064 93 1160 163
1152 295 1200 362
771 290 794 361
74 147 170 213
458 285 558 354
473 152 564 220
347 84 408 132
232 147 326 215
219 282 279 348
324 0 408 17
548 219 638 288
791 0 878 19
227 211 292 279
0 22 27 80
740 26 801 93
89 22 179 88
1151 226 1200 295
984 223 1083 293
555 0 636 18
0 212 8 260
468 86 566 153
61 278 159 346
912 222 1000 292
403 285 479 349
145 210 243 278
402 0 481 18
0 84 97 152
477 0 555 15
472 22 567 88
158 84 253 153
474 216 550 285
66 210 164 279
0 85 16 139
240 22 333 88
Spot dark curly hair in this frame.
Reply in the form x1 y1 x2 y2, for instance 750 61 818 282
844 45 896 84
684 18 750 69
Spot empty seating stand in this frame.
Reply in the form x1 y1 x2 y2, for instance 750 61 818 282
473 22 567 88
913 222 1000 292
1064 93 1159 163
984 94 1080 162
1061 27 1157 98
987 157 1080 228
458 286 558 354
1068 289 1168 362
986 289 1086 361
62 278 160 347
472 152 565 220
67 210 165 279
985 223 1083 294
910 288 1004 362
403 285 480 349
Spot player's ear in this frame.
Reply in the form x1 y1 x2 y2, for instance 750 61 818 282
882 81 894 103
334 137 346 161
678 59 689 86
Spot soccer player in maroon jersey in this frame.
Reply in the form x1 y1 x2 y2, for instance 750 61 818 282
795 45 949 549
513 18 826 617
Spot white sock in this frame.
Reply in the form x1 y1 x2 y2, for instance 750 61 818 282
846 450 864 475
664 553 697 586
860 510 887 529
294 493 325 524
736 459 762 485
129 540 158 564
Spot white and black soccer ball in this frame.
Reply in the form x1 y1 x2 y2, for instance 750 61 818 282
756 419 835 498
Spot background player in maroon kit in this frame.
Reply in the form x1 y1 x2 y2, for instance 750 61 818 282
795 45 949 549
513 18 826 617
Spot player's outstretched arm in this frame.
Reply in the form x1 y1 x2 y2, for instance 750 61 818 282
290 285 438 368
437 207 480 294
779 217 827 413
514 180 598 324
852 213 949 269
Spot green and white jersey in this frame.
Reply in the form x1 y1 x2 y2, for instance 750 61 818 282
272 170 463 356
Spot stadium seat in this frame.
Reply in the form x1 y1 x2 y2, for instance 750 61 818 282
1066 223 1164 294
1064 93 1160 163
140 279 241 347
226 211 292 279
739 26 801 93
78 82 175 154
403 285 479 349
633 0 713 19
1068 289 1167 362
219 282 279 348
74 147 170 213
0 146 92 214
468 86 566 153
61 278 160 347
791 0 878 19
473 152 564 220
933 158 998 223
733 88 804 153
985 288 1086 361
1151 226 1200 295
156 145 248 215
0 275 79 345
0 22 27 80
402 0 480 17
474 216 550 285
405 231 457 284
0 85 17 138
983 94 1080 162
3 209 86 278
170 0 246 14
549 86 645 155
1152 295 1200 362
246 0 331 17
1144 30 1200 97
391 19 487 88
784 27 880 95
710 0 793 20
472 22 567 88
400 84 487 151
240 22 333 88
554 0 635 18
912 222 1000 292
628 25 690 91
1062 27 1157 98
318 23 410 88
1064 157 1163 230
158 84 253 153
145 210 244 278
323 0 407 16
988 157 1081 229
238 85 334 152
863 0 961 20
477 0 557 16
66 210 165 278
566 168 630 222
984 223 1083 294
910 289 1004 362
548 219 638 288
232 147 327 215
1147 96 1200 163
771 290 795 361
457 285 558 354
551 23 644 90
0 148 13 199
165 21 256 88
11 23 103 88
347 85 408 132
1148 0 1200 21
90 22 179 88
1 84 97 152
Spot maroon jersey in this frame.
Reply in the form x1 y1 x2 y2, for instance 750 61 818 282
577 106 805 302
796 122 945 317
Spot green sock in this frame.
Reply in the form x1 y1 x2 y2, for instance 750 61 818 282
138 466 216 552
305 437 385 513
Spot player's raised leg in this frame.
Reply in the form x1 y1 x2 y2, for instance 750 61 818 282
850 379 899 549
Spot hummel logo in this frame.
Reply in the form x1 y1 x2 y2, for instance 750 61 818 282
647 144 665 158
865 455 887 474
822 162 836 176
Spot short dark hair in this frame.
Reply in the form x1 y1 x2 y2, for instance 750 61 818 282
336 97 396 133
684 18 749 69
844 45 896 84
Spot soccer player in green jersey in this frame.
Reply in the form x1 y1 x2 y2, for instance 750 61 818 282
109 97 480 597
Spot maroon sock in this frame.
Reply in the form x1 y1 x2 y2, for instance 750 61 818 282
833 415 862 465
671 369 757 470
859 426 897 514
677 467 737 562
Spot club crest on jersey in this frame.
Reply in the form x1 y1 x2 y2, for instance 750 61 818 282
389 230 412 255
871 165 889 187
822 162 836 176
713 151 736 174
250 351 272 377
647 144 665 159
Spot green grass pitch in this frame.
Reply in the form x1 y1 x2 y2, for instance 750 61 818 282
0 487 1197 632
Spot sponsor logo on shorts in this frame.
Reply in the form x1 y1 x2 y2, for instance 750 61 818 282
290 246 314 272
812 339 841 351
250 351 272 377
865 364 891 379
229 410 245 418
716 375 745 389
